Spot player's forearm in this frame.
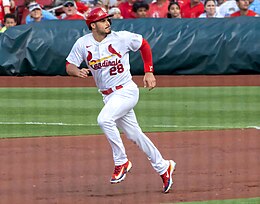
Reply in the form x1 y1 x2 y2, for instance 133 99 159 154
66 63 80 77
66 62 90 78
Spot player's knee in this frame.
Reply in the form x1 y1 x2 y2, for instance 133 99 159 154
97 115 113 128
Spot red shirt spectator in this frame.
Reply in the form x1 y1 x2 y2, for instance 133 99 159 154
231 9 258 16
60 1 86 20
9 0 15 13
118 0 136 18
177 0 190 8
62 13 85 19
75 1 89 14
0 0 10 26
230 0 259 16
148 0 169 18
181 0 204 18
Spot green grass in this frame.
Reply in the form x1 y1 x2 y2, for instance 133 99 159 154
137 86 260 132
0 86 259 138
172 197 260 204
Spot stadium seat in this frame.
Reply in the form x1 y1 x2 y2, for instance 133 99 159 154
15 5 25 25
14 0 25 7
37 0 54 7
20 7 29 24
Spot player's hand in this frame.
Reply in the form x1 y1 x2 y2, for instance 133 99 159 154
78 68 90 78
143 72 156 91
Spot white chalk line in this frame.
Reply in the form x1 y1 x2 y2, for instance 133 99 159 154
0 122 91 126
0 122 259 129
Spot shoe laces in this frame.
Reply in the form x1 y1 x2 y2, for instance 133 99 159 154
161 171 169 184
113 165 123 174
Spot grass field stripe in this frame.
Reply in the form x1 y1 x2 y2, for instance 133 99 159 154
0 122 259 129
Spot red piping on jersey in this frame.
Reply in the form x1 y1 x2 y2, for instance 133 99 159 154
139 39 154 73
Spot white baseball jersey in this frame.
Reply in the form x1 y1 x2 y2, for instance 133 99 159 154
67 29 172 176
66 31 143 91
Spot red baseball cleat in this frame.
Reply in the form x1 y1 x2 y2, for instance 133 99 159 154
160 160 176 193
110 160 132 184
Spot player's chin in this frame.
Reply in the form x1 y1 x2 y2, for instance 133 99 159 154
105 28 112 34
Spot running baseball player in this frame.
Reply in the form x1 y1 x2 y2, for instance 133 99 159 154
66 7 176 193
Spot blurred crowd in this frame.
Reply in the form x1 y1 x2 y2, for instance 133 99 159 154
1 0 260 32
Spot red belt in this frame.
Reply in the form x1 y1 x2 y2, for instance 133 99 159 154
101 85 123 95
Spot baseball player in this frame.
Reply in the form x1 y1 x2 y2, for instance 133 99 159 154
66 7 176 193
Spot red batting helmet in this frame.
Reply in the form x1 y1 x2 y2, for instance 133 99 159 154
86 7 113 29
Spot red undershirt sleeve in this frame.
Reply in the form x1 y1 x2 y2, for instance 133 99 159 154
139 39 154 73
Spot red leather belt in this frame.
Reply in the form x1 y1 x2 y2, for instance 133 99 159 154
101 85 123 95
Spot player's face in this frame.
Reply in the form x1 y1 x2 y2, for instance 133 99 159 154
94 18 112 35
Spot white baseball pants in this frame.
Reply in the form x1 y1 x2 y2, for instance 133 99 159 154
97 81 169 175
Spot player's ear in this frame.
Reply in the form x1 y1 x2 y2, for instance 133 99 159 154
90 22 95 30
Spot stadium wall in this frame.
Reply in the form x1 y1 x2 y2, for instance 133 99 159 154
0 17 260 76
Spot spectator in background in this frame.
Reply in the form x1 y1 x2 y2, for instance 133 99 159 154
118 0 136 18
108 7 123 18
249 0 260 14
218 0 239 16
24 0 42 7
181 0 204 17
80 0 93 6
75 0 89 14
103 0 121 10
0 13 16 32
0 0 11 28
25 0 56 20
59 0 86 19
199 0 223 17
94 0 106 8
10 0 16 13
167 1 181 18
148 0 169 18
80 0 95 7
176 0 189 8
26 2 57 24
216 0 226 6
230 0 259 16
132 0 149 18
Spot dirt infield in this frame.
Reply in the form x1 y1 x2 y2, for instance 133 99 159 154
0 75 260 87
0 75 259 204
